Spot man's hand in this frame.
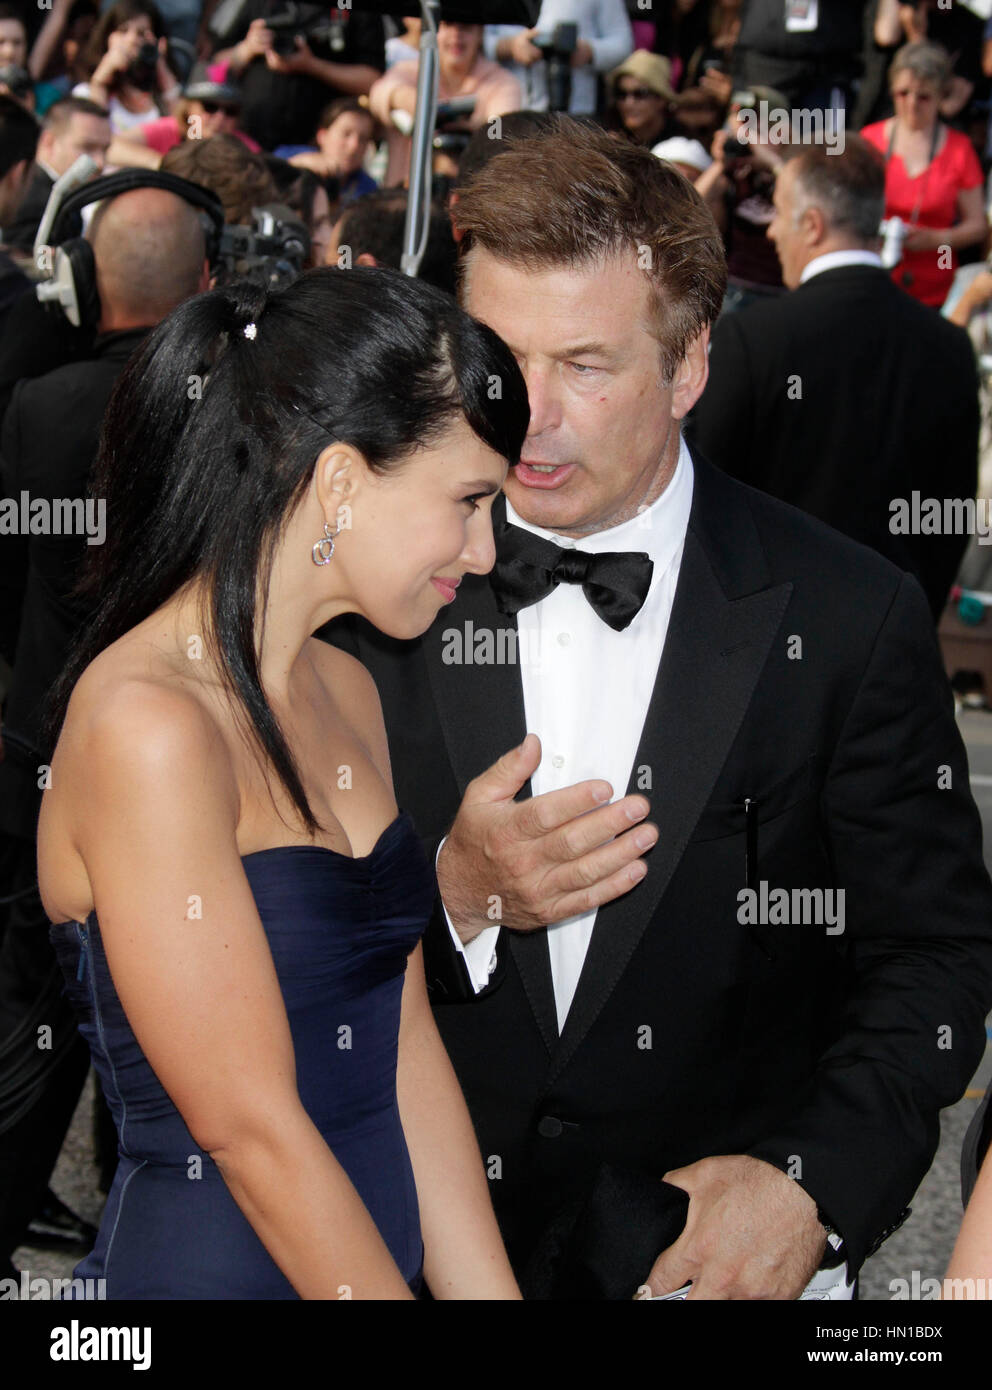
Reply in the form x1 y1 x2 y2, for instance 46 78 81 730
643 1155 828 1300
436 733 658 943
265 34 314 75
507 28 542 66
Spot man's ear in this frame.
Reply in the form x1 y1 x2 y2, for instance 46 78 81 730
355 251 378 268
803 204 828 250
670 326 711 421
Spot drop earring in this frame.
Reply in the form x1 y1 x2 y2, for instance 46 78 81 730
311 521 339 565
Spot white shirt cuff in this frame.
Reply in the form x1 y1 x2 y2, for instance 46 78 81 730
435 835 500 994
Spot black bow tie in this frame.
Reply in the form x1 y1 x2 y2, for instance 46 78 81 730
491 517 654 632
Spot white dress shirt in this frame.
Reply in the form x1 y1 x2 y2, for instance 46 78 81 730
799 249 883 285
445 435 694 1031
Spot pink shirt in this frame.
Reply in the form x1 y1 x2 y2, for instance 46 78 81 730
369 56 522 186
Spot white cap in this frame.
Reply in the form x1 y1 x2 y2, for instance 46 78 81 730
651 137 713 174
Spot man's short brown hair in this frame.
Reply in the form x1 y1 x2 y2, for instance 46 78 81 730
453 116 727 381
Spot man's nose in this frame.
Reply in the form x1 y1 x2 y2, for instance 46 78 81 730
521 363 561 438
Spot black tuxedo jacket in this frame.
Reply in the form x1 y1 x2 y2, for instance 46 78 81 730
686 265 980 620
322 453 992 1284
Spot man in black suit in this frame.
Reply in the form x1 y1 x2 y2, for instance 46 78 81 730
324 119 992 1299
687 134 979 621
2 95 110 256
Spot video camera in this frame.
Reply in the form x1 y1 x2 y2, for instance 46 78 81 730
215 205 311 289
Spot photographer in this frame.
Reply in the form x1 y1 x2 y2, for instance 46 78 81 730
695 83 787 312
484 0 633 116
368 22 520 187
209 2 384 152
71 0 180 133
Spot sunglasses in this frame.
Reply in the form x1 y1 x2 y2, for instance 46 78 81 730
200 101 238 115
618 87 657 101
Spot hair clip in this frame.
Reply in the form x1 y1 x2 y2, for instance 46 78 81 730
243 322 257 340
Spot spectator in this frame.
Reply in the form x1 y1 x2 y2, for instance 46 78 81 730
0 93 35 318
679 0 741 105
875 0 984 125
26 0 97 117
651 0 712 91
687 135 979 621
604 50 676 146
693 83 788 311
327 187 457 294
668 82 726 147
0 182 209 1288
281 96 377 207
72 0 180 133
386 16 420 69
208 2 384 153
733 0 869 111
266 160 333 269
369 22 521 188
862 42 985 309
484 1 633 116
110 69 261 168
161 130 278 225
2 95 110 256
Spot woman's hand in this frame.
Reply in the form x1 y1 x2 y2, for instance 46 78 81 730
903 225 939 252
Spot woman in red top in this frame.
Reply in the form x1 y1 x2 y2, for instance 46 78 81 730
862 41 985 309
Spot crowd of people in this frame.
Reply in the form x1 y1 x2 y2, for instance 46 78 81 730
1 0 992 1310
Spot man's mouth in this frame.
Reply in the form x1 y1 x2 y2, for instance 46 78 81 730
513 461 576 490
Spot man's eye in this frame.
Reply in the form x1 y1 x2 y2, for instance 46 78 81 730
462 495 485 512
568 362 597 375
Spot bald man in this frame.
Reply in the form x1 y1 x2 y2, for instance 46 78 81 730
0 186 209 1280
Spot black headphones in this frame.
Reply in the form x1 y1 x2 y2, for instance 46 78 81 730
36 168 226 330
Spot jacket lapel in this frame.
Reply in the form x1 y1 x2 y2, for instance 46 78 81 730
547 458 794 1084
423 500 559 1054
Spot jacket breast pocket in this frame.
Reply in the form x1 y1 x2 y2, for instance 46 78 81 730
688 753 821 846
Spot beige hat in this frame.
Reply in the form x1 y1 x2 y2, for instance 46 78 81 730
607 51 676 104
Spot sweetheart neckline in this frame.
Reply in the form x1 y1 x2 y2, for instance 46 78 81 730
240 809 407 865
52 810 411 931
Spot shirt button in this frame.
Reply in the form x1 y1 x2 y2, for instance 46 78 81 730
537 1116 563 1139
557 632 571 647
551 754 564 769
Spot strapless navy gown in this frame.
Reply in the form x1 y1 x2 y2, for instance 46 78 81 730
49 810 433 1299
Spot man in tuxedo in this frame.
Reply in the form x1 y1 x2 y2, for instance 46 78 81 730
687 135 979 622
323 118 992 1299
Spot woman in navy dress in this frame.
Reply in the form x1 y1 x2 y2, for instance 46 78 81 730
36 266 529 1299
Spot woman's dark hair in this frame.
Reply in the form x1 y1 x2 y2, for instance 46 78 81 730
83 0 163 82
43 267 530 833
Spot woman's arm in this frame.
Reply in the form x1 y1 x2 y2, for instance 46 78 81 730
397 944 521 1299
28 0 74 81
944 1141 992 1294
315 638 519 1299
905 185 986 254
71 680 414 1300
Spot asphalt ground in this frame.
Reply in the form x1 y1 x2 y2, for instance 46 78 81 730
10 710 992 1302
